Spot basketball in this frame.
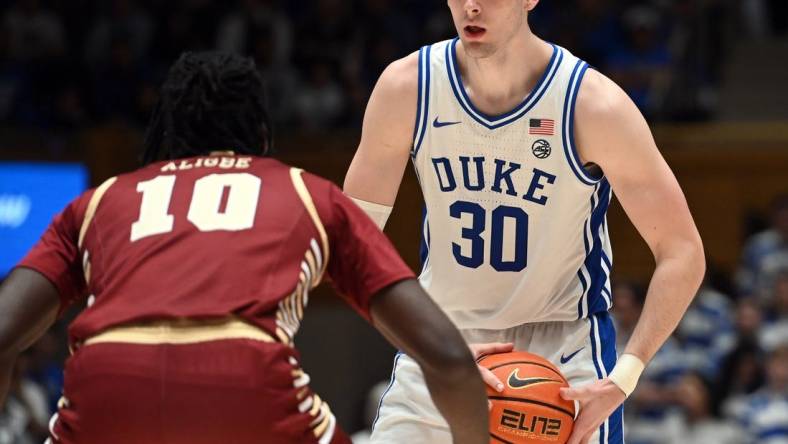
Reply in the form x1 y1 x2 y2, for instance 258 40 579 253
478 351 576 444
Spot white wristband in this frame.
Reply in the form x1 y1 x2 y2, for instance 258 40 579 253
349 197 393 230
608 354 645 398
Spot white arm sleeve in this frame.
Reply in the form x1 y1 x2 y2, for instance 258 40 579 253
349 196 393 230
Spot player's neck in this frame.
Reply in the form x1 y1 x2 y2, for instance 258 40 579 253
456 31 553 116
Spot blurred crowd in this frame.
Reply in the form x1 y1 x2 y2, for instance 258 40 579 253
613 195 788 444
2 0 788 443
2 0 787 135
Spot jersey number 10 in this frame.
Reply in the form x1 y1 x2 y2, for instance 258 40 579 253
130 173 261 242
450 200 528 272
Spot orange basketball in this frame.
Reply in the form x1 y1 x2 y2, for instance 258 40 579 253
478 351 575 444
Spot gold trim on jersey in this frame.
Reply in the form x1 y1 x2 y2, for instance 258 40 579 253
289 168 329 284
78 176 117 249
274 241 324 345
285 354 336 444
83 317 276 346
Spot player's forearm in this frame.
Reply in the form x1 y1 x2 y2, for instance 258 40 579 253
422 366 489 444
0 356 14 407
624 242 705 363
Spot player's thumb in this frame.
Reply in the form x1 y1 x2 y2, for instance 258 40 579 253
559 386 585 401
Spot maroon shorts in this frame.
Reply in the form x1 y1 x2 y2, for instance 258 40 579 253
50 340 350 444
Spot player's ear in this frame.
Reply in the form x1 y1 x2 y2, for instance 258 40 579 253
525 0 539 12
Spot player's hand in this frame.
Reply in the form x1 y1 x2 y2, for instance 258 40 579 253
468 342 514 393
559 378 625 444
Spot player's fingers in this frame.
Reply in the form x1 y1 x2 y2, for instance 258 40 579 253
559 386 589 401
478 364 504 392
471 342 514 358
566 418 595 444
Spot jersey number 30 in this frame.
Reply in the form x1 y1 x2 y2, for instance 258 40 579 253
449 201 528 272
130 173 261 242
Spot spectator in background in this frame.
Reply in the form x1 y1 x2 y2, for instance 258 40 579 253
736 343 788 444
605 5 672 118
216 0 293 65
762 271 788 351
611 281 644 353
84 0 153 67
676 273 735 377
0 354 49 444
89 36 148 123
664 373 743 444
737 195 788 297
294 60 346 130
556 0 622 69
719 299 767 420
248 26 298 128
0 28 30 123
293 0 357 68
2 0 65 62
611 281 687 444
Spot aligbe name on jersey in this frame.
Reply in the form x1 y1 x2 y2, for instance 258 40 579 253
160 156 253 172
431 156 557 206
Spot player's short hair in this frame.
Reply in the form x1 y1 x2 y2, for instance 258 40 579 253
142 51 273 165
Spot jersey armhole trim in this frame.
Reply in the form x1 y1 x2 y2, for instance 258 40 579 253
562 61 603 186
411 44 431 159
289 168 329 284
78 176 117 249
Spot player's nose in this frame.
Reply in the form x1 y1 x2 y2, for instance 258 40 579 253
464 0 481 18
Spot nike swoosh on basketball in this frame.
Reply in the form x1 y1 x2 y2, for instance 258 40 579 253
507 369 562 389
433 117 461 128
560 347 584 364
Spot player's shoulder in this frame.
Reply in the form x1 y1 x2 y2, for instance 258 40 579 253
574 68 633 121
375 51 420 98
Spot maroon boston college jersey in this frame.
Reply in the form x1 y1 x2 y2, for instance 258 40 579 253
18 152 414 348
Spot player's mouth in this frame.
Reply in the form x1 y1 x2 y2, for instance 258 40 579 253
464 25 486 39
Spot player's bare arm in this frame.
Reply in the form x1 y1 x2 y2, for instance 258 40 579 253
560 69 705 444
344 52 418 208
345 51 513 392
370 279 488 444
0 268 59 405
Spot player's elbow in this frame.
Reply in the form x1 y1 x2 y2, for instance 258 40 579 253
0 329 19 362
686 233 706 286
422 342 478 383
665 233 706 298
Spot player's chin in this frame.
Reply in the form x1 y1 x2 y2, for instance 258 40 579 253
461 40 496 59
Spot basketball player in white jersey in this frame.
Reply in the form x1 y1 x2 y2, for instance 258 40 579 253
344 1 705 443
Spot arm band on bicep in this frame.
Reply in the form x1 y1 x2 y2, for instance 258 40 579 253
349 197 393 230
608 354 645 398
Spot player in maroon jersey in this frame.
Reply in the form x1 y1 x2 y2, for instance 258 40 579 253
0 52 488 444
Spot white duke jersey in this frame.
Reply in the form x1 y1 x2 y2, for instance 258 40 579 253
410 39 613 329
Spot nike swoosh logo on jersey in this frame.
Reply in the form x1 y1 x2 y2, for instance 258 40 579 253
507 369 562 389
560 347 584 364
433 117 461 128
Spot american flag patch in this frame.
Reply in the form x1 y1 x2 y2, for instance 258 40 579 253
529 118 555 135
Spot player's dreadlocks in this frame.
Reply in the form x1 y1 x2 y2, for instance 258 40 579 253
142 51 273 165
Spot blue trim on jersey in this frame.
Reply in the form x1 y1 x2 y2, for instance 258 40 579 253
561 60 602 186
758 427 788 440
578 183 599 319
412 45 432 158
419 205 431 275
589 313 624 444
371 352 403 431
598 313 624 444
411 47 424 152
445 38 562 130
585 180 612 315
